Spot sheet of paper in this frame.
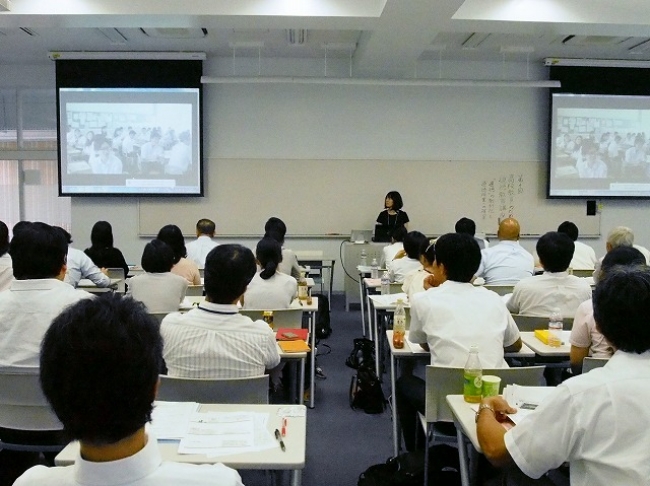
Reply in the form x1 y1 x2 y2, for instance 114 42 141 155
369 293 409 307
405 339 427 354
151 401 200 439
503 385 556 424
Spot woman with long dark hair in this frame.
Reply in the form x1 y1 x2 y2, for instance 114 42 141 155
243 237 297 309
84 221 129 277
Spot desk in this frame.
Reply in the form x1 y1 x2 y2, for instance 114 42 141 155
295 251 335 309
78 278 123 293
55 403 307 486
446 395 481 486
386 331 535 457
520 331 571 357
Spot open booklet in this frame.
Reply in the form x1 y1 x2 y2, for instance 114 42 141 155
502 384 556 424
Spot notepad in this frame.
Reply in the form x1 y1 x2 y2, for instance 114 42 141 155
276 328 309 341
278 340 311 353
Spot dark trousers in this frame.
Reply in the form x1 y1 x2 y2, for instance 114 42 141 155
395 374 426 452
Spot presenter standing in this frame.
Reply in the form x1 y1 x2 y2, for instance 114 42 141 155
375 191 409 241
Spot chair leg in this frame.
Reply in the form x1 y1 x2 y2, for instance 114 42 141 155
423 424 431 486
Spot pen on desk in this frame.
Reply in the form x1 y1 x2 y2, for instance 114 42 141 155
274 429 286 451
281 417 288 437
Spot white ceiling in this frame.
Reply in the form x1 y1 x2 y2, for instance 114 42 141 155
1 0 650 77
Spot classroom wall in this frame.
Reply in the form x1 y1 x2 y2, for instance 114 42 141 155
3 60 649 291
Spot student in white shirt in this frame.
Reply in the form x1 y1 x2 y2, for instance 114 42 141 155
243 237 297 309
388 230 427 283
185 218 218 269
557 221 597 270
381 226 407 268
401 238 435 301
264 217 303 279
14 294 242 486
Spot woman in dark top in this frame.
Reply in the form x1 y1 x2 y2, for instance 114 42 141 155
84 221 129 277
375 191 409 241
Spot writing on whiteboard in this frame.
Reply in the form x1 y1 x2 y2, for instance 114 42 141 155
481 173 524 222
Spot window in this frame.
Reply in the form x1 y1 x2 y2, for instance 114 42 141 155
0 89 70 234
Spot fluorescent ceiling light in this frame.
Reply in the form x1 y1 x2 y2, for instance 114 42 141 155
544 57 650 68
48 51 206 60
201 76 560 88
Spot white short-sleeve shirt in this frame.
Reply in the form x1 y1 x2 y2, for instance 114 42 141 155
185 235 218 269
475 240 534 285
243 271 297 309
569 299 614 358
126 272 188 313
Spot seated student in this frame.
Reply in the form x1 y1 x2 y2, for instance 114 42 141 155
477 265 650 485
0 220 12 291
185 218 219 269
396 233 522 452
455 216 489 249
388 231 427 284
161 244 281 378
58 228 112 289
157 224 201 285
381 226 407 268
127 239 188 313
506 231 592 318
401 238 435 301
243 237 297 309
264 217 303 279
83 220 129 278
557 220 597 270
570 246 646 374
0 222 93 371
14 294 243 486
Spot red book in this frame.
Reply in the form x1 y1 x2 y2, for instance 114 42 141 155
276 328 309 341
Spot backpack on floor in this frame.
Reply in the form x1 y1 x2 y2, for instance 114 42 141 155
349 365 386 414
314 293 332 339
345 338 376 370
358 445 461 486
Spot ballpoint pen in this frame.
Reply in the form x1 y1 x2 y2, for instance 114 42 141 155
274 429 286 451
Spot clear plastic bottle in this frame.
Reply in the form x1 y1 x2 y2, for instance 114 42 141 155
370 258 379 279
548 307 563 346
360 249 368 267
381 271 391 295
392 299 406 349
463 345 482 403
298 271 309 302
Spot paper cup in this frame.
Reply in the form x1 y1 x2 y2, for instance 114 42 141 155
481 375 502 397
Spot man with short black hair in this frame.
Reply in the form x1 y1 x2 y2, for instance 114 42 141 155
557 220 597 270
14 294 243 486
455 216 489 249
478 265 650 485
161 244 281 378
396 233 522 451
507 231 592 318
0 222 92 369
185 218 218 268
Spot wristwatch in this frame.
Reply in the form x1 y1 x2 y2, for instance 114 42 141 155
475 403 496 423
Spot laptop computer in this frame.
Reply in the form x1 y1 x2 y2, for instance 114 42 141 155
350 229 373 244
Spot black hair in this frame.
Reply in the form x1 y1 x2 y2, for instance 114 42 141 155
536 231 575 273
9 222 68 279
204 244 257 304
264 217 287 245
57 227 73 244
90 221 114 249
593 265 650 354
256 237 283 280
455 217 476 236
434 233 481 282
419 238 436 265
557 221 579 241
391 226 408 243
0 220 8 256
40 294 163 445
601 246 646 273
156 224 187 263
141 239 174 273
11 221 32 236
196 218 215 236
403 231 427 260
385 191 404 210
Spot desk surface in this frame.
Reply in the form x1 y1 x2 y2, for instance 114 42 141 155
55 403 307 470
520 331 571 357
446 395 481 452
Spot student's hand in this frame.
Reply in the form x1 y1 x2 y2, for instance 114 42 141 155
423 274 440 290
393 249 406 260
481 396 517 421
100 267 109 275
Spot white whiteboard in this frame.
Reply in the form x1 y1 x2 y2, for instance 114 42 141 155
138 158 600 237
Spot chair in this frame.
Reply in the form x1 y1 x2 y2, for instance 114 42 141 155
157 374 269 404
419 365 545 485
240 308 304 330
186 284 204 296
0 370 65 453
483 285 514 296
572 269 594 278
511 314 548 332
582 356 609 373
106 268 126 293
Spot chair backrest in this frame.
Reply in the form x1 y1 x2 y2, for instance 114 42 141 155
157 374 269 404
483 285 515 296
106 268 126 293
0 371 62 432
240 308 304 330
389 282 404 294
511 314 548 332
186 284 204 296
424 365 545 423
572 269 593 278
199 268 205 278
582 356 609 373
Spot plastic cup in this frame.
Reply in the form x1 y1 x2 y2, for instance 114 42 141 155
482 375 502 398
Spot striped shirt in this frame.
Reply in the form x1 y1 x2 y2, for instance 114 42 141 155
160 302 280 378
